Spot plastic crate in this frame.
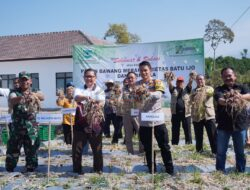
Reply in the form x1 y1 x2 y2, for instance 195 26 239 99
1 128 9 145
39 125 56 141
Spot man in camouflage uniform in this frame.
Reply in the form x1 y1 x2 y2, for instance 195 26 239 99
5 71 44 172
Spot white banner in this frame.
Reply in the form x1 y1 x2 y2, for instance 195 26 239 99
0 114 12 123
73 39 204 107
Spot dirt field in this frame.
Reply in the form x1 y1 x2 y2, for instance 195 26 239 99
0 123 249 190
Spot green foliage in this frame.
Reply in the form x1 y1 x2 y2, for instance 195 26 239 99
212 171 227 185
190 170 203 185
154 173 167 183
88 176 109 187
241 49 248 59
205 56 250 87
204 19 234 50
204 19 234 70
104 23 141 44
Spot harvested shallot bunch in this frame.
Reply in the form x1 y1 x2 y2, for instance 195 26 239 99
224 89 248 117
191 87 207 120
189 70 198 80
86 101 105 127
164 71 176 82
134 84 150 104
109 83 122 107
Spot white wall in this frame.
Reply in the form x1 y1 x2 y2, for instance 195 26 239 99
0 58 73 108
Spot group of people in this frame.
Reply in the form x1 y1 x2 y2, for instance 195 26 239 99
1 62 250 175
168 67 250 173
68 62 174 174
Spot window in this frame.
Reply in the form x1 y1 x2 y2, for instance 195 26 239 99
0 74 16 89
30 73 39 92
56 72 73 93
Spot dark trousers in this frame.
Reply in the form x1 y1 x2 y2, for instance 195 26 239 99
6 128 40 171
72 130 103 173
112 115 123 143
171 113 192 145
193 119 217 154
103 113 116 136
63 124 73 144
139 124 174 174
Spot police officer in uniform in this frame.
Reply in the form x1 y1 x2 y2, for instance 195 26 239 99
137 61 174 174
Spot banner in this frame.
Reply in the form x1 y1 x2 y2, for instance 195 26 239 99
73 38 204 106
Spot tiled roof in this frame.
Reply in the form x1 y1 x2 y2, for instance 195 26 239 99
86 35 113 45
0 30 111 61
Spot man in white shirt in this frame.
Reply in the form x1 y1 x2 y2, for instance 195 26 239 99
73 68 105 174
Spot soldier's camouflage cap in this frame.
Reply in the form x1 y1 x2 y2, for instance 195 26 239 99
19 71 31 79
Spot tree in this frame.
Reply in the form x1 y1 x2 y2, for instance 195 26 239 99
241 49 248 59
204 19 234 70
205 57 213 78
104 23 141 44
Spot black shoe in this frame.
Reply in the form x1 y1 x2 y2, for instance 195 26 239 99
149 165 157 174
111 140 118 144
6 168 14 172
165 166 174 175
93 168 103 174
149 168 157 174
73 169 84 175
95 171 103 175
26 168 35 172
105 135 111 138
166 170 174 175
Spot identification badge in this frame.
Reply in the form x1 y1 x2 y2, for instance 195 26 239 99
131 109 139 116
141 112 165 122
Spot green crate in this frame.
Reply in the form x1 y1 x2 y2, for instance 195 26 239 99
39 125 56 141
1 129 9 145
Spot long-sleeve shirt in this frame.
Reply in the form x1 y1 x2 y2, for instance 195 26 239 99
57 97 77 125
136 79 165 127
74 84 105 103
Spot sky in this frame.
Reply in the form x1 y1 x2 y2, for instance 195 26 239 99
0 0 250 58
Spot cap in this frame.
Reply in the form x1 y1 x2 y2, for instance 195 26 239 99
19 71 31 79
176 76 184 82
66 82 74 88
105 79 114 84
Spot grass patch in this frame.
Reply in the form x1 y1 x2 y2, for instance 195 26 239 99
88 176 109 188
227 171 250 180
184 144 196 152
62 183 71 189
44 178 60 187
211 171 227 185
188 152 204 161
190 170 203 185
136 172 147 176
154 173 168 184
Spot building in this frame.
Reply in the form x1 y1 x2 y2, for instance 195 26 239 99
0 31 110 108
